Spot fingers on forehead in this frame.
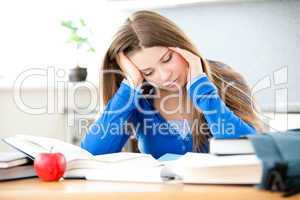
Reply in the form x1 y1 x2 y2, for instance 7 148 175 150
169 47 187 55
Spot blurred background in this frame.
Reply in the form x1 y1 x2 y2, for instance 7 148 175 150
0 0 299 151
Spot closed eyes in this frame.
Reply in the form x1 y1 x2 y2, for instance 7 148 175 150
144 52 173 76
144 71 153 76
162 52 172 63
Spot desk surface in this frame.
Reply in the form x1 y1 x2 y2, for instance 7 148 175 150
0 178 298 200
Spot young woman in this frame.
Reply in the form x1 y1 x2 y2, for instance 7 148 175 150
80 10 264 159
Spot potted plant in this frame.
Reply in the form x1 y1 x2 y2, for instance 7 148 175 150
61 18 95 82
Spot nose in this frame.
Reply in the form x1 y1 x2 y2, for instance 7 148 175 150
158 66 172 82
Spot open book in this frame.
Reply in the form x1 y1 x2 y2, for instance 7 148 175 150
2 135 162 181
2 135 263 184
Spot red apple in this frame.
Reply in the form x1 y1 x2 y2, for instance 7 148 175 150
34 152 66 181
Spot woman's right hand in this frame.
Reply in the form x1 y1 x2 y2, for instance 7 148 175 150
116 52 144 87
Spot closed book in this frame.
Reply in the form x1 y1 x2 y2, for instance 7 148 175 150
164 152 262 184
209 137 255 155
0 163 36 181
0 152 31 168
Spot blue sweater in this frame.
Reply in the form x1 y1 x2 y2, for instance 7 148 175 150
80 74 256 159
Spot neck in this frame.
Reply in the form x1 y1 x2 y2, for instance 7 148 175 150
159 87 186 97
155 87 190 114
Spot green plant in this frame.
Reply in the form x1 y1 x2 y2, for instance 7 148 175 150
61 18 95 53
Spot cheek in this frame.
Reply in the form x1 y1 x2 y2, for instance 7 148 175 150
171 53 188 72
171 53 189 81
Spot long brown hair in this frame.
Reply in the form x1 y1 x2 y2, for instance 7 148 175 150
101 10 265 151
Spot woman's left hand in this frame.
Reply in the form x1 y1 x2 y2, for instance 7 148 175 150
168 47 204 83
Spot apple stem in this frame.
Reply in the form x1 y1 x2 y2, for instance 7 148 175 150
50 146 54 153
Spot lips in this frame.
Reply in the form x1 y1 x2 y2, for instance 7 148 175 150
164 78 178 87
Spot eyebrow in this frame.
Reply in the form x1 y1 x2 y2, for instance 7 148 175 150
141 50 169 72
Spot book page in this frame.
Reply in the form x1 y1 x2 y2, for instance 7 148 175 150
4 135 93 162
93 152 161 166
85 165 165 183
66 152 163 172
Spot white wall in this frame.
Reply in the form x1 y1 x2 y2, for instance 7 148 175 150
0 87 96 151
153 0 300 112
0 89 65 151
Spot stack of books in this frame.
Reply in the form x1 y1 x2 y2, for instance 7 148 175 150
0 152 36 181
1 134 262 184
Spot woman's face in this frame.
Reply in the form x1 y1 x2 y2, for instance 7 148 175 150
128 46 189 92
